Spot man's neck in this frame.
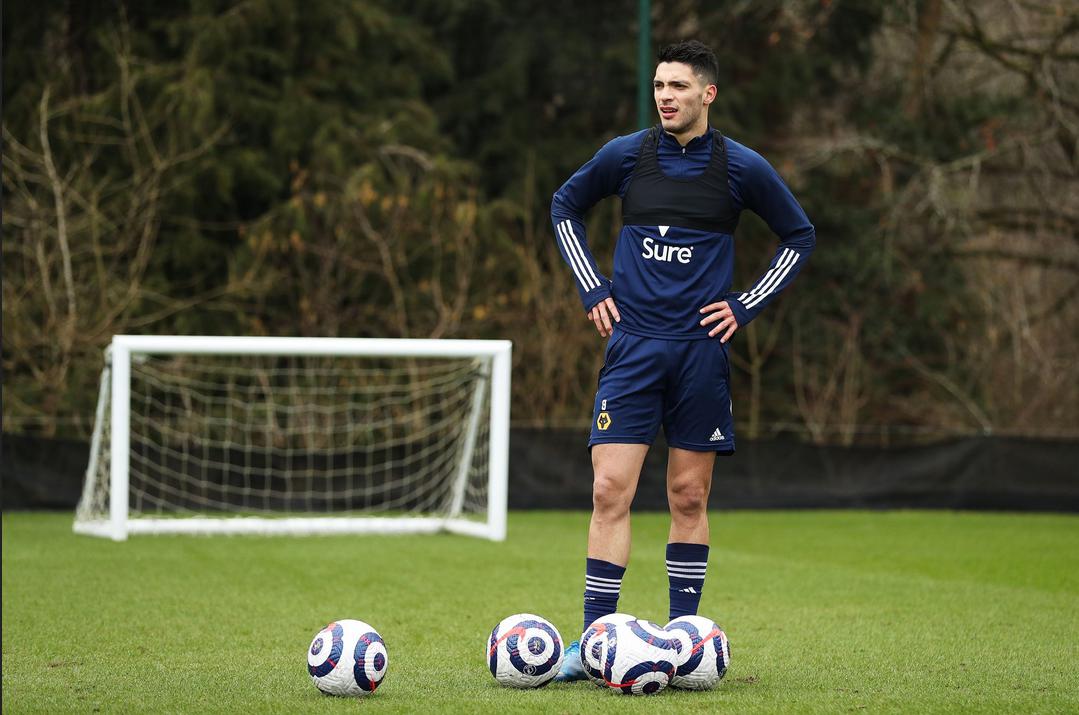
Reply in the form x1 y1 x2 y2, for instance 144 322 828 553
665 119 710 147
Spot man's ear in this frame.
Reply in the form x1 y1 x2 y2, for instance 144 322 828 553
703 84 717 106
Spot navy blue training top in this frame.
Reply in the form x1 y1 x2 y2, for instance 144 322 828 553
551 127 815 339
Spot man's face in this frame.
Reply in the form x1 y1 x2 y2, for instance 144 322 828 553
654 61 716 135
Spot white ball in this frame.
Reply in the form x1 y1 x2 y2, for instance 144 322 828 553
579 611 636 688
581 614 679 695
664 615 731 690
487 613 564 688
307 619 388 696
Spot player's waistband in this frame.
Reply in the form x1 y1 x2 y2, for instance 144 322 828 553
612 322 717 341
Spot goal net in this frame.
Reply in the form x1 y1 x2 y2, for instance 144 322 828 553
74 336 510 540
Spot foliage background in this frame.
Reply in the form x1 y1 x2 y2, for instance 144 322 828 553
4 0 1077 444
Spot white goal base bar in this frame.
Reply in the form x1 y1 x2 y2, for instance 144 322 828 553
73 516 493 539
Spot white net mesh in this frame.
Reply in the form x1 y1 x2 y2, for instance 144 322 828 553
75 351 493 532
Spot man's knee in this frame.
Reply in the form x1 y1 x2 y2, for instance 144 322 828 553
668 480 709 520
592 470 635 517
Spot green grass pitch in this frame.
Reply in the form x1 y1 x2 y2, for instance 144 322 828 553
3 510 1078 713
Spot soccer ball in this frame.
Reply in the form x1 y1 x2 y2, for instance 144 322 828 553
487 613 564 688
307 619 388 696
664 615 731 690
580 613 679 695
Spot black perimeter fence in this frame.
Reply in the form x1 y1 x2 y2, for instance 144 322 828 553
3 430 1078 512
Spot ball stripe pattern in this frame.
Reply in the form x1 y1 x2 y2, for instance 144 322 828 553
712 628 731 678
612 660 677 695
352 630 388 692
665 615 731 690
581 620 617 684
698 626 728 676
308 621 345 678
628 620 682 652
487 628 500 677
668 619 706 675
488 621 561 676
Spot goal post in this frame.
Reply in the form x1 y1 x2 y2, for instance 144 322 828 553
74 335 511 541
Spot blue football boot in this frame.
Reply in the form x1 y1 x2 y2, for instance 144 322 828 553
554 639 587 682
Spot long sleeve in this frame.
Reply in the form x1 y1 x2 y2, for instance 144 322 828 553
724 145 815 327
551 135 637 312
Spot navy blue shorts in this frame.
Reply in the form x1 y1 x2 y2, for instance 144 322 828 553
589 327 735 452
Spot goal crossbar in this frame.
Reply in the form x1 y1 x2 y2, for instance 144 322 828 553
106 335 512 358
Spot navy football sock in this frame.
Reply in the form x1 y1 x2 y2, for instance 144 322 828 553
667 542 709 621
583 557 626 636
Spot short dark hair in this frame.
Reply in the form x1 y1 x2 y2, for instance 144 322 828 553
657 41 719 87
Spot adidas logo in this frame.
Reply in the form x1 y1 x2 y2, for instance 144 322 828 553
709 428 725 442
678 586 698 594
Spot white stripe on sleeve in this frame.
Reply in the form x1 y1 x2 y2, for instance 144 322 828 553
557 221 597 291
564 221 602 287
744 250 800 309
740 248 793 303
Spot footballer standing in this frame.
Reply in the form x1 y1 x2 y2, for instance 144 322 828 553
550 40 816 681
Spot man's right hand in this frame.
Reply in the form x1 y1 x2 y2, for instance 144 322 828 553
588 297 621 337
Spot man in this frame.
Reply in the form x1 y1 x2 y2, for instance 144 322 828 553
550 40 815 681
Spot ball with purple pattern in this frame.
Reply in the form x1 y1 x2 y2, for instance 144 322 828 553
487 613 563 688
581 614 677 695
664 615 730 690
307 619 388 697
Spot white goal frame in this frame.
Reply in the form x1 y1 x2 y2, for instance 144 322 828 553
75 335 511 542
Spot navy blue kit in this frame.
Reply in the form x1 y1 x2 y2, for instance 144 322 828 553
552 126 815 452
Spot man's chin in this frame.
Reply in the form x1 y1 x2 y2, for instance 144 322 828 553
660 117 689 133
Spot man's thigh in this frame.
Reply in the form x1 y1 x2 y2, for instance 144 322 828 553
591 443 651 486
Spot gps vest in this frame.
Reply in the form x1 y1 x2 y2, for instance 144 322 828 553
621 126 740 235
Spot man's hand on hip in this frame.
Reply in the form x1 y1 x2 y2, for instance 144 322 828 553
588 297 621 338
699 301 739 343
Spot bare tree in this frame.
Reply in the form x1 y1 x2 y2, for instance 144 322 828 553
2 30 237 435
786 0 1079 438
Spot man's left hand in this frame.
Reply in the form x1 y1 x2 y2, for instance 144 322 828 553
699 301 739 343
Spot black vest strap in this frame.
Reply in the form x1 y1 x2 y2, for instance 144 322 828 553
621 126 740 235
